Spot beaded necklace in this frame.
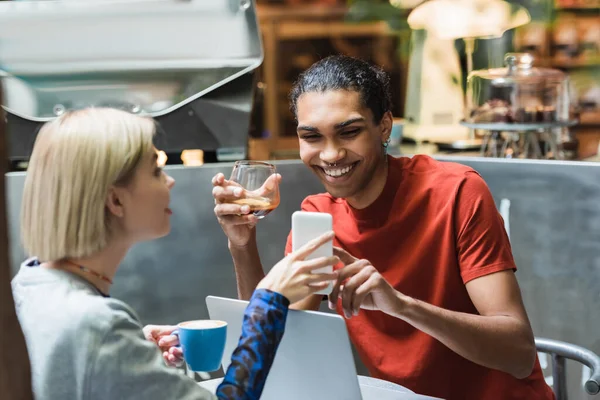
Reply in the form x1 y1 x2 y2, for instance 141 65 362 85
64 259 113 284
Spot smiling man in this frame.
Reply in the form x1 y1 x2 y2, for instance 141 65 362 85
212 55 554 400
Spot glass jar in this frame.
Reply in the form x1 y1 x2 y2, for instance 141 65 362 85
466 53 571 124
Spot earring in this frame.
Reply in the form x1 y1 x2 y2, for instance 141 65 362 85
382 138 390 149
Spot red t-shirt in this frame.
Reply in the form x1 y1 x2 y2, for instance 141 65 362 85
285 155 554 400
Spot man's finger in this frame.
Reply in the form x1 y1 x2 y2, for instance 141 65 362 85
328 259 370 308
341 269 371 318
211 173 225 186
255 173 282 196
352 273 379 315
217 214 258 226
333 246 357 265
335 259 371 282
329 276 347 308
212 185 245 203
214 203 251 217
212 173 243 188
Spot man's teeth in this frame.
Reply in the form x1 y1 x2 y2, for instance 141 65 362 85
324 164 354 177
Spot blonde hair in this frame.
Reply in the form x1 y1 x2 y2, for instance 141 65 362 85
21 107 156 261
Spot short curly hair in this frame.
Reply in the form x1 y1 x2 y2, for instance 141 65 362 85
289 55 392 123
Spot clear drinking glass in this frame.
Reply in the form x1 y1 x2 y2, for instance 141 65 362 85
229 161 280 219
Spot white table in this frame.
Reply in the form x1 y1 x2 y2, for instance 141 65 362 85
198 375 443 399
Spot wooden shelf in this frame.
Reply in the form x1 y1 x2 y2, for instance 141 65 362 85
248 137 301 161
257 4 348 20
555 0 600 10
579 111 600 126
556 6 600 10
549 58 600 69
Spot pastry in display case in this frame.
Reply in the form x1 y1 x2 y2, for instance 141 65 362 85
466 53 571 125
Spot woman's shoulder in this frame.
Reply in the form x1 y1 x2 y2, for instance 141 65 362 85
74 295 142 333
37 293 142 360
13 261 142 344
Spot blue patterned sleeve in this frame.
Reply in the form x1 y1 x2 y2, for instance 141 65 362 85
215 289 289 400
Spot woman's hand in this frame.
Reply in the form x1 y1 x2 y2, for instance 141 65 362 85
142 325 184 367
257 231 338 304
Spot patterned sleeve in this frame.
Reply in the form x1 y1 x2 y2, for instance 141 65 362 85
216 289 289 400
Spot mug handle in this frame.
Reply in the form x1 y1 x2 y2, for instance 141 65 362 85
171 330 194 378
172 330 180 348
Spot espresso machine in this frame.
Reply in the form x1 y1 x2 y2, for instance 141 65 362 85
0 0 263 164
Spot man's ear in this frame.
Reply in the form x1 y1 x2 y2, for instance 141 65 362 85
380 111 393 144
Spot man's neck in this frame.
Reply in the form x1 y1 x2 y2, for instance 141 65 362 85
346 156 389 210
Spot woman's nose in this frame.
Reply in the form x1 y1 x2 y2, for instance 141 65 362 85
166 174 175 189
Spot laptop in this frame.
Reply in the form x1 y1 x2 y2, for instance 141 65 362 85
205 296 444 400
206 295 363 400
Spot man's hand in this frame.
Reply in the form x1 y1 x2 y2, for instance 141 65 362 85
142 325 184 367
212 172 281 248
331 250 537 379
329 247 405 319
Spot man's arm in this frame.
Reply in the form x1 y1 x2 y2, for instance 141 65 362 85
212 173 284 301
228 231 265 301
0 90 33 399
332 252 536 379
394 270 536 379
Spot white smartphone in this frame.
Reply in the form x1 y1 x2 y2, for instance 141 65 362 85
291 211 334 296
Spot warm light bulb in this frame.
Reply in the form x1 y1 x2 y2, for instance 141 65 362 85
181 149 204 166
157 150 168 167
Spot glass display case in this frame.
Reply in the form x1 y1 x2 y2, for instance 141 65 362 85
466 53 571 124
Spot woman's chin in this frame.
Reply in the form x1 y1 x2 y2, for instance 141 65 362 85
158 225 171 238
138 226 171 243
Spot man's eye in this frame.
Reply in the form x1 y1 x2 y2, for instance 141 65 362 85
301 134 321 141
341 129 360 137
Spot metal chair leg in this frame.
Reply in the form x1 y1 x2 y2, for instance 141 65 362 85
552 354 568 400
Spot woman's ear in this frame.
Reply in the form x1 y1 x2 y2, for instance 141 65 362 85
105 186 124 218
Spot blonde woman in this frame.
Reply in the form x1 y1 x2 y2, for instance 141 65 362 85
12 108 338 400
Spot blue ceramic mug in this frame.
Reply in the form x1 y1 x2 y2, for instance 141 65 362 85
176 320 227 372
